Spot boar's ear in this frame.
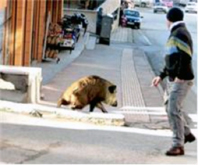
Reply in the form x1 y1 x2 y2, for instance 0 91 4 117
108 85 117 94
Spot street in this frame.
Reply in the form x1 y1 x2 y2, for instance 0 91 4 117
0 6 197 164
0 112 197 164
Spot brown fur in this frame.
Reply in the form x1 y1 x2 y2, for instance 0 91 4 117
57 75 117 113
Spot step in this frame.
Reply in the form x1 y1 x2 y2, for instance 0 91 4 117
0 100 125 126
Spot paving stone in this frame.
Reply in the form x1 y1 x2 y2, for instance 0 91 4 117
121 48 150 123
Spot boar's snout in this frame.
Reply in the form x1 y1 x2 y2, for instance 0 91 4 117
112 101 118 107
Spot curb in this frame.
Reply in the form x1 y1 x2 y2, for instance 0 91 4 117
83 32 90 49
85 35 97 50
0 100 125 126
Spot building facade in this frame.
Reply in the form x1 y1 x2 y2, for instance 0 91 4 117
1 0 63 66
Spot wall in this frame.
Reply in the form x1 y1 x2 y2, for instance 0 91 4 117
0 0 7 9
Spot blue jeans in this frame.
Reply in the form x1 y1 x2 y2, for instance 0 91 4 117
164 79 193 147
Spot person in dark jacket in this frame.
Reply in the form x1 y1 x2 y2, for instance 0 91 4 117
151 7 196 156
96 8 103 35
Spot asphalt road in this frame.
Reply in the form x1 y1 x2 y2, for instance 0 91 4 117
0 112 197 164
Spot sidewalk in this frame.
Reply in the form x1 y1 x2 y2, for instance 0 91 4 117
32 33 89 85
38 28 168 128
1 28 195 129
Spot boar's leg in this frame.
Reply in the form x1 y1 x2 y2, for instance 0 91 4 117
89 101 108 113
89 101 97 112
57 98 69 107
96 102 108 113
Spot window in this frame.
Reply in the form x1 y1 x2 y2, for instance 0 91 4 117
124 10 140 17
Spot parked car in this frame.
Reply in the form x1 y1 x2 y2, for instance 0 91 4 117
179 0 197 6
185 2 198 13
122 9 143 29
153 3 169 13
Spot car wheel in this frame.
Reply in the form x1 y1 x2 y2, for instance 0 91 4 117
153 10 157 13
136 24 140 29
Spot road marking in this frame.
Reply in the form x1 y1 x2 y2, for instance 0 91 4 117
137 30 152 46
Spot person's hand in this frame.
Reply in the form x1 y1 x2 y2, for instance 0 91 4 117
151 76 161 87
174 77 184 83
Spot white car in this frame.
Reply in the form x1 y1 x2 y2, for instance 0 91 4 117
153 3 169 13
185 2 198 13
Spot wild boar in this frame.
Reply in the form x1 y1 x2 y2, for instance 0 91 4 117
57 75 118 113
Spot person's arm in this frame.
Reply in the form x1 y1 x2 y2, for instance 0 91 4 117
151 66 168 87
151 76 161 87
159 67 168 80
169 34 192 81
176 43 192 80
163 36 182 80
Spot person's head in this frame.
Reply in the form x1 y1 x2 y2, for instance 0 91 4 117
99 8 103 12
166 7 184 29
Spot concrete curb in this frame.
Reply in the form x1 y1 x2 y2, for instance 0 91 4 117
0 100 125 126
83 32 89 47
85 35 97 50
